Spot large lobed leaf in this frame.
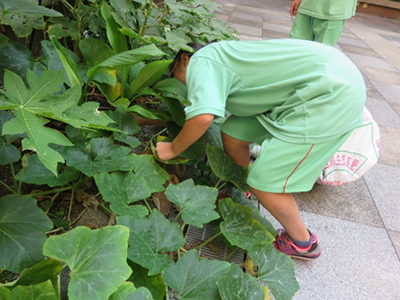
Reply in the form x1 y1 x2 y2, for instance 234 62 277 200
5 280 58 300
217 263 265 300
163 250 230 300
43 225 132 300
0 69 76 175
218 198 274 251
164 179 220 228
206 144 249 191
58 137 133 177
94 171 150 217
109 282 154 300
248 244 299 300
117 210 186 276
0 195 53 273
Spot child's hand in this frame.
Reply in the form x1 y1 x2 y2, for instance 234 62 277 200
290 0 301 17
156 142 178 161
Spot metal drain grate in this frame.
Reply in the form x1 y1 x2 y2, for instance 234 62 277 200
185 220 245 264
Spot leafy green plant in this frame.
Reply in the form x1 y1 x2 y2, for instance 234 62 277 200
0 0 301 299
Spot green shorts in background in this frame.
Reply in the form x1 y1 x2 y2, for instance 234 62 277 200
290 13 346 46
221 115 352 194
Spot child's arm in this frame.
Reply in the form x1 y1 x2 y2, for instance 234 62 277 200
290 0 301 17
156 113 214 161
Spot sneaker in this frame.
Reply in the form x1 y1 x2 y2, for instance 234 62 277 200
273 229 321 261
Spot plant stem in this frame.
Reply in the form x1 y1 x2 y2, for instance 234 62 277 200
26 186 74 198
67 189 75 224
143 199 152 212
45 227 65 235
172 211 182 224
9 163 18 193
70 207 88 226
224 247 239 261
99 202 113 215
194 231 223 251
0 180 16 195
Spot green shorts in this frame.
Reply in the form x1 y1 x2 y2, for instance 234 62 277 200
289 13 346 46
221 115 352 193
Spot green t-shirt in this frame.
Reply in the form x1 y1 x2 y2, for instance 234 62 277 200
185 39 365 144
298 0 357 20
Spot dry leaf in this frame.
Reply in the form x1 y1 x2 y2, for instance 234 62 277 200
107 213 116 226
243 257 258 276
76 189 90 203
207 240 219 254
152 192 172 216
168 174 180 185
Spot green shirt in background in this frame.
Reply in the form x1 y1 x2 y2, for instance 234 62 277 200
185 39 365 144
298 0 358 20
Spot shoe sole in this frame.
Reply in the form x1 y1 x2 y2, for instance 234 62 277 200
289 253 321 261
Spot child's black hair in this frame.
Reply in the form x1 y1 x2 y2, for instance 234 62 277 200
169 40 217 75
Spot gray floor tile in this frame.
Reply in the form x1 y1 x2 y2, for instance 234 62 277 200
339 43 381 58
262 23 291 35
293 180 384 228
337 36 371 49
228 15 262 28
375 126 400 167
366 98 400 128
347 53 399 72
292 212 400 300
363 76 386 101
359 66 400 85
370 80 400 104
227 23 262 38
231 10 263 22
388 229 400 259
364 163 400 231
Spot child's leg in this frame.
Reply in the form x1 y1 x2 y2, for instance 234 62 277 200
249 187 310 241
221 132 252 167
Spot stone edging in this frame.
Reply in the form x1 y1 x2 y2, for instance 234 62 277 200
359 0 400 9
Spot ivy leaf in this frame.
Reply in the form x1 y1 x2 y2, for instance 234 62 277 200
206 144 249 191
18 154 80 187
117 210 186 276
94 172 150 217
217 263 265 300
164 179 220 228
218 198 274 250
163 250 230 300
109 283 154 300
58 137 133 176
8 280 58 300
248 243 299 300
0 195 53 273
43 226 132 300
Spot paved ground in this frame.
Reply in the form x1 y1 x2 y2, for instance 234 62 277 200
213 1 400 299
